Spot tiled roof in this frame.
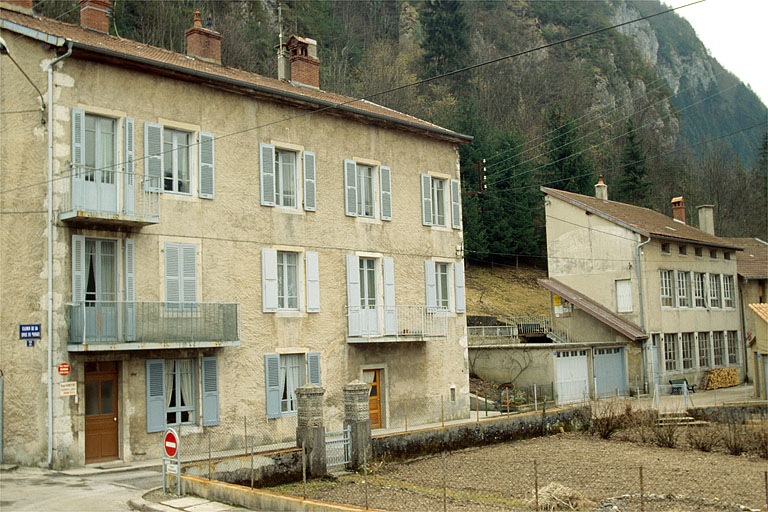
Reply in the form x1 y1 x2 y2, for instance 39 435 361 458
537 278 647 341
0 7 471 144
541 187 742 250
723 238 768 279
748 303 768 323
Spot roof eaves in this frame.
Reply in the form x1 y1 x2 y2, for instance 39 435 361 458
651 233 743 251
0 17 66 46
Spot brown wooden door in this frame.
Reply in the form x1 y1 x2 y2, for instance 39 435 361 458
85 361 119 463
363 369 382 429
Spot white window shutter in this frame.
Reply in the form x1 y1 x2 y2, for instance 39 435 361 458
383 257 396 335
454 260 466 313
260 143 276 206
380 166 392 221
616 279 632 313
124 238 136 341
72 234 85 302
307 353 321 385
144 122 163 193
164 243 181 303
199 131 215 199
346 255 361 336
303 151 316 211
201 356 220 426
264 354 281 418
181 245 197 303
71 109 85 208
424 260 437 308
146 359 165 433
305 251 320 313
123 117 135 215
421 174 433 226
450 179 461 229
262 248 278 312
344 159 358 217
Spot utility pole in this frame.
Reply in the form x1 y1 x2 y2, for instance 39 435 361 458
460 159 486 197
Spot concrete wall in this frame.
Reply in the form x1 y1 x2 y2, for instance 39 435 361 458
469 345 554 391
747 309 768 399
0 26 469 467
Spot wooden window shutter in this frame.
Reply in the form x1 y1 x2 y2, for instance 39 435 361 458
143 122 163 192
421 174 433 226
72 234 85 302
454 260 466 313
181 244 197 303
123 117 136 215
303 151 317 211
305 251 320 313
424 260 437 308
344 159 358 217
261 248 278 312
164 243 181 303
307 353 321 385
146 359 166 433
71 109 85 208
383 257 396 335
124 238 136 341
260 143 276 206
264 354 281 418
380 166 392 221
450 179 461 229
198 131 215 199
346 255 361 336
201 356 220 426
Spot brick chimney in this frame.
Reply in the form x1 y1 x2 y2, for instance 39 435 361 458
3 0 34 12
279 35 320 89
671 196 685 224
78 0 111 34
185 10 222 65
697 204 715 235
594 174 608 200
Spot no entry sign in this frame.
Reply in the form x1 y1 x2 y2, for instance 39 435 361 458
163 430 178 458
57 363 70 376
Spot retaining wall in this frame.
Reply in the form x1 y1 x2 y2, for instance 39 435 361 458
688 403 768 423
183 448 302 488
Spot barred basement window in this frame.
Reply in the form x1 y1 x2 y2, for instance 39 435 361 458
664 333 678 371
698 332 710 368
727 331 738 364
681 333 694 369
713 331 725 366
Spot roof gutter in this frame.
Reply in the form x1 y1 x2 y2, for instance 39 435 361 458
0 18 66 46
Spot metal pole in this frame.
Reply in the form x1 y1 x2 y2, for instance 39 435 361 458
302 441 307 500
506 388 510 416
208 430 212 480
764 470 768 512
484 392 487 417
442 451 447 512
534 384 538 412
244 416 248 456
442 395 445 427
250 436 254 489
640 466 644 512
364 446 369 510
404 399 408 432
534 460 539 511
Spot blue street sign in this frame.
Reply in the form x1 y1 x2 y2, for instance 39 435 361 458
20 324 41 339
26 339 35 347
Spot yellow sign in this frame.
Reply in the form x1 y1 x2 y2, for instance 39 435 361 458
553 294 562 306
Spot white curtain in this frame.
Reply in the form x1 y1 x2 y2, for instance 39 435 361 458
179 359 194 407
165 360 174 408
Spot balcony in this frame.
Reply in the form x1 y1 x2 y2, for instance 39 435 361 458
67 301 239 351
60 166 160 227
346 305 449 343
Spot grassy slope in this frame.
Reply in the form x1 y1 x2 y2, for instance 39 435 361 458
465 261 550 320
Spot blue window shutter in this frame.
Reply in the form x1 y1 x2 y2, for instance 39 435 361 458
303 151 316 211
143 122 163 192
454 260 466 313
305 251 320 313
265 354 281 418
181 244 197 303
450 179 461 229
71 108 85 209
344 159 357 216
307 353 321 385
201 356 220 426
123 117 135 215
424 260 437 308
199 131 215 199
260 143 275 206
346 255 361 336
124 238 136 341
421 174 433 226
164 243 181 303
72 234 85 302
383 257 396 335
146 359 165 433
380 166 392 221
262 248 278 312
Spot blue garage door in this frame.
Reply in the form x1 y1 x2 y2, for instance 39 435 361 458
593 347 627 397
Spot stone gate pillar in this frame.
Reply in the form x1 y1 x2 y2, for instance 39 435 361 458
343 380 372 468
296 383 326 477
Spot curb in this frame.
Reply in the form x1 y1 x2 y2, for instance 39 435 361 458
128 496 180 512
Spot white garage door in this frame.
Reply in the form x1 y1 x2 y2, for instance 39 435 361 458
593 347 627 397
556 350 589 404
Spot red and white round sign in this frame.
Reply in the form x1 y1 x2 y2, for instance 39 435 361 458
163 430 178 458
57 363 70 376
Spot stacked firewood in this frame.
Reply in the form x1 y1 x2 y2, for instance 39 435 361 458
699 367 739 390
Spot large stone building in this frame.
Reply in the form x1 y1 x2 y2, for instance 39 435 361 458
540 178 744 398
0 0 471 468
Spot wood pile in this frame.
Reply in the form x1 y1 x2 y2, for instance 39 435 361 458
699 367 739 390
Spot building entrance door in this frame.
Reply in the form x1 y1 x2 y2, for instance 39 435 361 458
85 361 119 463
362 369 382 429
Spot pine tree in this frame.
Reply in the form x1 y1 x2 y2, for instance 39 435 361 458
615 119 651 206
419 0 470 79
540 104 594 196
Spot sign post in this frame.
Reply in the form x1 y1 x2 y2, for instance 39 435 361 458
162 428 181 496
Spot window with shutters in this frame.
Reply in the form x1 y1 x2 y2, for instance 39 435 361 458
693 273 707 307
343 160 392 220
280 353 304 413
277 251 298 310
664 333 678 371
713 331 725 366
260 143 316 211
722 275 735 308
709 274 722 308
164 242 197 309
615 279 632 313
431 178 447 226
698 332 711 368
421 174 461 229
676 271 691 308
659 270 674 307
262 249 319 313
264 353 321 418
166 359 196 425
145 123 213 197
83 114 116 185
163 128 190 194
435 263 449 309
275 149 297 208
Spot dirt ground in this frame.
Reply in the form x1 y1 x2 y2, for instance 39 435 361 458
267 433 767 511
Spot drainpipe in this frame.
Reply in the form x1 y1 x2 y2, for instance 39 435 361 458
47 40 73 468
635 235 651 393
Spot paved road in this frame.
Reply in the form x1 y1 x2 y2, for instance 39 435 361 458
0 466 162 511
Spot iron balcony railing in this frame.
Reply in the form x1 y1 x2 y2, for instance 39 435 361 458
346 305 449 340
467 315 551 345
67 301 239 346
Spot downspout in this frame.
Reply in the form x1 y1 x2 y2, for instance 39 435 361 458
47 40 73 468
635 235 651 393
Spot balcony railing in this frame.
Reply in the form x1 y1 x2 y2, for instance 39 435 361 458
346 305 448 342
67 301 239 350
61 167 160 226
467 315 550 345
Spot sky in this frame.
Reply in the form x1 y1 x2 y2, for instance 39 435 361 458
667 0 768 105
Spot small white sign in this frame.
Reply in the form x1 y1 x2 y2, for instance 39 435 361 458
166 462 178 473
60 382 77 397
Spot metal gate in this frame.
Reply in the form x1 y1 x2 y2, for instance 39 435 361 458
555 349 589 405
593 347 627 397
325 426 350 468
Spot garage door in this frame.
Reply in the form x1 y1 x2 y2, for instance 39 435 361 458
593 347 627 397
556 350 589 404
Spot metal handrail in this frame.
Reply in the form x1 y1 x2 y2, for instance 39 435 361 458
346 305 449 339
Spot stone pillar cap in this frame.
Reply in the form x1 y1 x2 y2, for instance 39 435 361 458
344 380 370 389
296 382 325 394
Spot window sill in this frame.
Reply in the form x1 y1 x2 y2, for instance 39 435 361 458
174 424 203 435
162 191 195 201
276 310 304 318
356 216 381 225
273 206 303 215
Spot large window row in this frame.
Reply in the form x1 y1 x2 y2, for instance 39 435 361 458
659 270 735 309
660 330 740 373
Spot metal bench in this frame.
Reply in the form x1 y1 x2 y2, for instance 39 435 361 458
669 378 695 394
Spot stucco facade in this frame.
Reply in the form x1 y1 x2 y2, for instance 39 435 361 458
0 4 470 468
